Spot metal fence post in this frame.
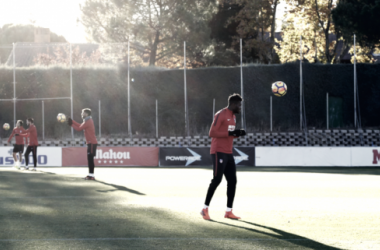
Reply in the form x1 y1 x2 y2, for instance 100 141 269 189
240 38 245 129
156 99 158 138
127 40 132 138
99 100 101 138
70 43 74 138
300 36 303 131
270 96 273 131
13 43 16 126
42 101 44 141
354 34 357 128
184 41 189 137
326 93 329 130
213 98 215 120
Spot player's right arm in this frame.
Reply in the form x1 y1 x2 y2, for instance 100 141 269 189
209 111 228 138
7 129 15 143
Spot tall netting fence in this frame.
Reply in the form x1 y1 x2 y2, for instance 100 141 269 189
1 42 380 141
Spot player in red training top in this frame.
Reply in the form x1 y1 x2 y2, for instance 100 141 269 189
67 108 98 180
7 120 28 169
201 93 246 221
18 118 39 171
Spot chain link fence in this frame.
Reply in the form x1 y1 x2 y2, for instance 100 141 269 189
1 42 380 142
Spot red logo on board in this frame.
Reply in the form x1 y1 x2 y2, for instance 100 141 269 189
373 150 380 164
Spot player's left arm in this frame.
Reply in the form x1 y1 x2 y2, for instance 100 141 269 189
72 121 88 132
67 117 84 131
18 132 30 138
22 128 28 144
71 119 80 127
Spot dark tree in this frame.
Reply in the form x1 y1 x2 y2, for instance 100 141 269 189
332 0 380 47
208 3 242 66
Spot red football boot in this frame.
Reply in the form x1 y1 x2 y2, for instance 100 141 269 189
224 210 241 220
200 208 211 220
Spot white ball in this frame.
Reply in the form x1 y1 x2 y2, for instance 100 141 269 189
3 123 10 130
57 113 67 123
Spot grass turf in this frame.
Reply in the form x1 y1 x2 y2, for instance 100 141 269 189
0 167 380 250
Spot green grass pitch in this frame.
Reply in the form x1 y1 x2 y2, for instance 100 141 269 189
0 167 380 250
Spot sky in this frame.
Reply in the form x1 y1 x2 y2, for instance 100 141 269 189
0 0 286 44
0 0 87 43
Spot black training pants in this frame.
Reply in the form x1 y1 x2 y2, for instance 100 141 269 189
24 146 38 167
205 152 237 208
87 144 97 174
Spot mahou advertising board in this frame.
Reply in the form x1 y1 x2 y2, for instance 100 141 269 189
62 147 159 167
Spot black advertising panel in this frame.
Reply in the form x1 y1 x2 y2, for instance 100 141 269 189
159 147 255 167
233 147 255 166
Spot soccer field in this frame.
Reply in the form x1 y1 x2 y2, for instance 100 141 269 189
0 167 380 250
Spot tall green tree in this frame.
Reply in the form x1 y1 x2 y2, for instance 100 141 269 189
223 0 280 64
80 0 217 67
208 3 242 66
276 0 338 63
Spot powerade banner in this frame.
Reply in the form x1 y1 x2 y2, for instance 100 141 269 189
160 147 212 167
0 147 62 167
159 147 255 167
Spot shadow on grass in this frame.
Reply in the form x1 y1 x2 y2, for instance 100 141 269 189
0 169 346 250
95 180 145 195
39 170 145 196
212 220 342 250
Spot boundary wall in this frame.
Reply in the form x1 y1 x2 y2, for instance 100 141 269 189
1 146 380 167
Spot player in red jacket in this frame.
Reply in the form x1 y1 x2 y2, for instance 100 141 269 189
7 120 28 169
201 93 246 221
68 108 98 180
18 118 39 171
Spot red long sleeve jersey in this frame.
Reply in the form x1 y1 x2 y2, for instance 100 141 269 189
20 125 38 146
8 127 28 145
71 118 98 144
209 108 236 154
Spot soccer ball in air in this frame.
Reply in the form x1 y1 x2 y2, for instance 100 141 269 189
3 123 10 130
57 113 67 123
272 81 287 97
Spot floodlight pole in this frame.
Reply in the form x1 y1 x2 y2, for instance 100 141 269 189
127 40 132 138
184 41 189 137
354 34 357 129
13 43 16 126
42 101 45 141
240 38 245 129
70 43 74 138
300 36 303 131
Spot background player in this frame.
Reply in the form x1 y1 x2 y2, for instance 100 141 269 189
67 108 98 180
201 93 246 221
18 118 39 171
7 120 28 169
